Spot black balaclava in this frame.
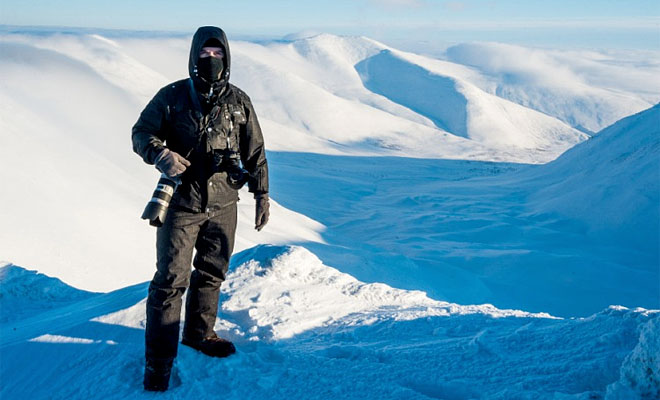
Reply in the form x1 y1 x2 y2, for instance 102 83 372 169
189 27 231 106
196 38 225 85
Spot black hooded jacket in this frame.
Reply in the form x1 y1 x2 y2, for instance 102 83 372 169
132 26 268 212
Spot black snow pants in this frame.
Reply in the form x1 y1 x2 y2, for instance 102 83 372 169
145 203 237 362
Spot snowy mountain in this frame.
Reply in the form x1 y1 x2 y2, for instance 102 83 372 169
1 28 659 399
235 34 588 159
445 42 659 134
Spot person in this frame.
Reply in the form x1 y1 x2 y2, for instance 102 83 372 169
131 26 270 392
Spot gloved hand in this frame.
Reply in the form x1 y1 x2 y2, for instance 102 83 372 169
254 193 270 231
155 148 191 177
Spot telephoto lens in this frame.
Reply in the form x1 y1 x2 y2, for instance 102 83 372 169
141 173 180 227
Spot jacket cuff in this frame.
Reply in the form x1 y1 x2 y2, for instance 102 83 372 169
146 144 167 165
248 161 269 194
153 148 169 165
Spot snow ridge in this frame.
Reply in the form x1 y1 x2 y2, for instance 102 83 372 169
221 245 553 341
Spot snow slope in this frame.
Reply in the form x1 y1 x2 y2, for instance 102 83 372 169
0 263 96 323
356 48 586 151
523 103 660 252
1 249 658 399
0 34 326 290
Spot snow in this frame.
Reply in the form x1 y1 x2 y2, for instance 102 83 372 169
0 264 96 323
29 334 117 345
221 245 553 340
1 28 659 398
444 42 659 134
523 104 660 252
1 252 657 399
606 316 660 399
356 48 587 151
265 124 659 316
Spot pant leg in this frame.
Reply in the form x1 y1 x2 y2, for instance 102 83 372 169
145 209 204 361
183 203 238 341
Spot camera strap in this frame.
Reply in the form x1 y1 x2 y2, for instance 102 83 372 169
188 78 203 114
186 78 223 159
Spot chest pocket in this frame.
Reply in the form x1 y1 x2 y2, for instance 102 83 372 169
166 103 201 152
229 104 247 125
210 104 246 151
203 105 230 150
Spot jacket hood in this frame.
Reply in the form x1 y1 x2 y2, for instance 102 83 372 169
189 26 231 89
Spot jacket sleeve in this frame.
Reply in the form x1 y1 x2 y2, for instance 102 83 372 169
239 98 269 195
132 88 169 165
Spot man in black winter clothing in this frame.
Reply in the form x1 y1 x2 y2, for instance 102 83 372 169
132 26 270 392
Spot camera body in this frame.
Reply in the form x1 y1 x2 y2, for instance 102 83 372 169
211 148 249 190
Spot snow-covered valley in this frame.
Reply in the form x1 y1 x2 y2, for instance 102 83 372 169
0 29 658 399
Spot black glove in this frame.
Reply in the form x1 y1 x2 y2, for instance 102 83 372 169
155 148 191 177
255 193 270 231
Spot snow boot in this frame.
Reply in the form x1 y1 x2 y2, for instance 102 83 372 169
143 358 173 392
181 333 236 358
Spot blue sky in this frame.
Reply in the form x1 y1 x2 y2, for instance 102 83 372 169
1 0 659 51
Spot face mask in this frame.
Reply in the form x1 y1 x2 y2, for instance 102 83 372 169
196 56 225 83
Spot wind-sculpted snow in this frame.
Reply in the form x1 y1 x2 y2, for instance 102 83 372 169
221 245 552 340
606 316 660 399
0 263 97 323
1 251 657 399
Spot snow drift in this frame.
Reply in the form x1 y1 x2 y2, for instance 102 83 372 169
606 316 660 399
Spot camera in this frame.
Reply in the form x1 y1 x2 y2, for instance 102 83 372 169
141 148 247 227
211 148 249 190
141 174 180 227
